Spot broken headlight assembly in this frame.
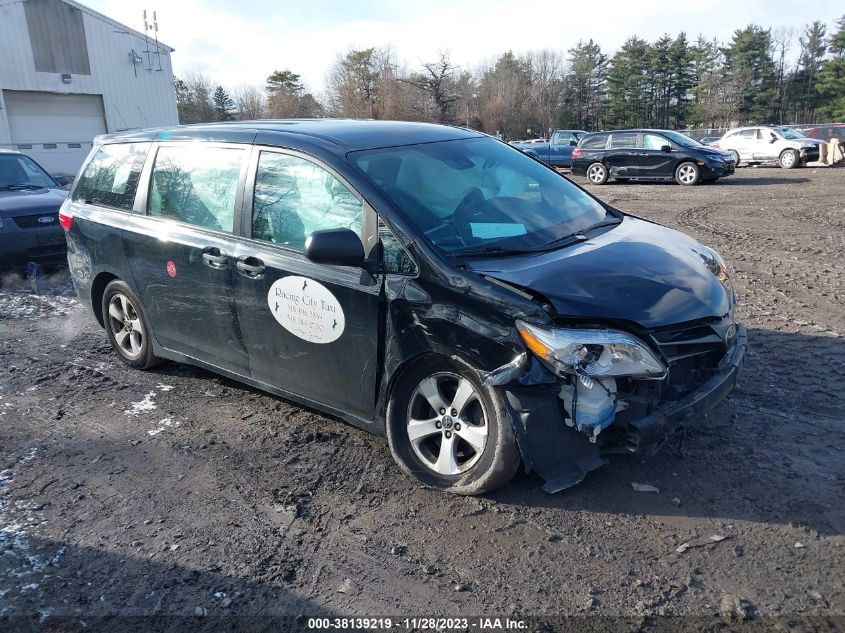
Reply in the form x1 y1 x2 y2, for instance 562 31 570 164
515 321 666 382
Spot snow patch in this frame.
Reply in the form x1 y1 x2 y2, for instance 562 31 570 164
124 392 157 416
147 417 179 437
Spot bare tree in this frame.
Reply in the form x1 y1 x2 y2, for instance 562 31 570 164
232 85 265 120
527 49 566 136
402 52 461 123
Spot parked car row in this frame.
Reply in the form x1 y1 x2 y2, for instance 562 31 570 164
556 123 833 186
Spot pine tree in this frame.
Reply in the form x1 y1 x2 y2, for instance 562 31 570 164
212 86 235 121
816 15 845 120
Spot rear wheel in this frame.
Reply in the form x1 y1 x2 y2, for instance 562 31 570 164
780 149 799 169
586 162 608 185
102 280 161 370
386 357 520 495
675 161 700 186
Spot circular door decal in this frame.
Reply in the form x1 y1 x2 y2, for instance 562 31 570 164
267 276 345 344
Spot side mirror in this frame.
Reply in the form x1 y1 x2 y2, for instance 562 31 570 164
769 136 777 144
569 140 578 146
660 145 672 153
305 228 364 267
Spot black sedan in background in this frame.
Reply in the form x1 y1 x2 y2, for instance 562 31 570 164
571 129 735 185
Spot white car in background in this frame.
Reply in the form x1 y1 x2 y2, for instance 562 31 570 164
716 126 824 169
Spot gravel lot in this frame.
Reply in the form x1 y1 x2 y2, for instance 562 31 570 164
1 166 843 629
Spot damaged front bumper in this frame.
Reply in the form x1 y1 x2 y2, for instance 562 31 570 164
499 325 747 493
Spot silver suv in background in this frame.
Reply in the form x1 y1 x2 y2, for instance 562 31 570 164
716 126 823 169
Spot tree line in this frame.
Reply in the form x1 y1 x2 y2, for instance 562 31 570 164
175 15 845 140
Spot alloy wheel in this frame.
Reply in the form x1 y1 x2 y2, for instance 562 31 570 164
406 372 489 476
677 164 697 184
588 164 606 184
108 293 144 359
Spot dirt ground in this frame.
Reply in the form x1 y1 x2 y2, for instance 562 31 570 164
1 166 843 630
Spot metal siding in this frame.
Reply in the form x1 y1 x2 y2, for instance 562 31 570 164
0 0 178 172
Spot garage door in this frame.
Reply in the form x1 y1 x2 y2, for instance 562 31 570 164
3 90 106 176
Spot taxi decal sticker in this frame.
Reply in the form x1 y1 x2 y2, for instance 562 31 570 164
267 276 345 344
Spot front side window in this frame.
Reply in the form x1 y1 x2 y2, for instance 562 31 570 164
352 137 608 256
148 145 246 233
252 152 362 251
554 133 576 145
609 132 637 149
73 143 149 210
642 133 667 150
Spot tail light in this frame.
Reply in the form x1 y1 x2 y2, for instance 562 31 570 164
712 143 720 148
572 148 582 159
58 209 73 231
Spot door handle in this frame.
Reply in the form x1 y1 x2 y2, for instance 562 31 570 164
236 256 265 278
202 247 229 269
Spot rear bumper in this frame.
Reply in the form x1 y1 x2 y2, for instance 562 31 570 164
625 325 746 451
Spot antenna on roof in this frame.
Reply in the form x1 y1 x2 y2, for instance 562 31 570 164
141 9 164 72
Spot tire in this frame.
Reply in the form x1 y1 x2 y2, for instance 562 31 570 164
386 356 521 495
779 149 799 169
586 162 608 185
729 150 740 167
675 161 700 186
102 280 161 370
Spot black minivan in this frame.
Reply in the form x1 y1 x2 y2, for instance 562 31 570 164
571 129 735 185
60 120 745 494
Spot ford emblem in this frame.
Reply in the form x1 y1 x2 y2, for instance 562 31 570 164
37 215 56 224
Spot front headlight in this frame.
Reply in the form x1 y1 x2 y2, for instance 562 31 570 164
701 246 731 290
516 321 666 380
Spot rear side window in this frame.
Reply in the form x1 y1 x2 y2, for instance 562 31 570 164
148 145 246 233
73 143 149 210
609 132 638 149
580 134 607 149
738 129 756 139
252 152 362 252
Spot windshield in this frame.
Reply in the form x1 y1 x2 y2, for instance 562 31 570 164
0 154 55 190
661 131 701 148
778 127 808 140
352 137 608 255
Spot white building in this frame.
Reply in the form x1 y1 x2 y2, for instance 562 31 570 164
0 0 178 175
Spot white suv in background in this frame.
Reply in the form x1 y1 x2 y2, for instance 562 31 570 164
716 126 824 169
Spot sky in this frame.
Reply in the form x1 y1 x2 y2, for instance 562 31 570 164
83 0 844 94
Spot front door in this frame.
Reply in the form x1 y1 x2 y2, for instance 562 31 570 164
232 148 381 422
124 142 250 373
634 132 676 179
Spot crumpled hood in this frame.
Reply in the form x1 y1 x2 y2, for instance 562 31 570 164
0 187 68 218
470 216 732 329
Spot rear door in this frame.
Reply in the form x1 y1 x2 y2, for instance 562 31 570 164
604 132 639 177
232 147 382 421
123 142 250 374
733 129 758 160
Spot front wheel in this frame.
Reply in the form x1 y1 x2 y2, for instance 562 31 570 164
675 161 700 186
386 358 521 495
102 280 161 370
586 162 608 185
729 150 740 167
780 149 799 169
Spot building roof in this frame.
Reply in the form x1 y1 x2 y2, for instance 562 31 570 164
96 119 485 152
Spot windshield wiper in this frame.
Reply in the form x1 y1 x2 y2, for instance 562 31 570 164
446 245 538 258
0 183 45 191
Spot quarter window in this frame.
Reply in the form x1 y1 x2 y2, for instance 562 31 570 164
252 152 362 251
73 143 149 210
609 132 638 149
148 145 246 233
580 134 607 149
